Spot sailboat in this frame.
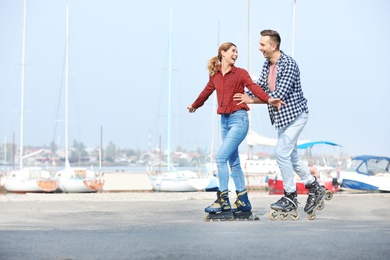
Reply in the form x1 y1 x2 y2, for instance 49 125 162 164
149 7 210 192
3 0 58 193
54 3 104 193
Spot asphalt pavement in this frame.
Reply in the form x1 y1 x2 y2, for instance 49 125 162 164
0 191 389 260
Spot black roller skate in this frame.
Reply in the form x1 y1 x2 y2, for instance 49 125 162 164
231 189 259 221
204 190 234 222
304 180 326 220
269 190 299 221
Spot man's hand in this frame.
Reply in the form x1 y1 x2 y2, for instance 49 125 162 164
233 93 254 105
268 98 285 110
233 93 285 110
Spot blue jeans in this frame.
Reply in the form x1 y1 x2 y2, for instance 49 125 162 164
216 109 248 192
276 112 314 193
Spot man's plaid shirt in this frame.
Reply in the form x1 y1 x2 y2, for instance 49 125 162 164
248 51 309 129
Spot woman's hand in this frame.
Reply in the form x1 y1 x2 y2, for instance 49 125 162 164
187 105 197 113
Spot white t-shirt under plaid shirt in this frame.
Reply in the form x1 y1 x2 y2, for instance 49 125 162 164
248 51 309 129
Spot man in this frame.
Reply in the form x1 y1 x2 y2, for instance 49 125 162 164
233 29 325 215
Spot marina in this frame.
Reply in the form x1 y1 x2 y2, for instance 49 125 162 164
0 0 388 258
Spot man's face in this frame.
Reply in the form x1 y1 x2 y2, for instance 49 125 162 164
259 36 276 59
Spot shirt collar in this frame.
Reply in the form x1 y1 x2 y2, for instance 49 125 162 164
265 50 286 68
218 65 237 74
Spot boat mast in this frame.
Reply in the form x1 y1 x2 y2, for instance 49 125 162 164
3 136 6 162
99 126 103 171
13 133 15 169
65 3 70 168
292 0 296 58
247 0 253 160
209 22 220 165
248 0 252 76
167 6 173 171
19 0 27 169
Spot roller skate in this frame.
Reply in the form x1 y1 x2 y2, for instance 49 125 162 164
204 190 234 222
269 190 299 221
231 190 259 221
304 180 326 220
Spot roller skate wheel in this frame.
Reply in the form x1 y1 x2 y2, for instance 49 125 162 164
204 215 211 222
291 211 299 221
269 210 278 221
317 201 325 211
325 190 333 201
280 213 289 221
220 215 234 221
307 212 316 220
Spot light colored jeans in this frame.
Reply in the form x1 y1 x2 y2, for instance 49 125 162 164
216 109 248 192
276 112 314 193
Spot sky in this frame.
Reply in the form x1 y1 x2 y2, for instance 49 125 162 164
0 0 389 158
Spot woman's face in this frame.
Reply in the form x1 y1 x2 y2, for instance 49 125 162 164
221 45 238 65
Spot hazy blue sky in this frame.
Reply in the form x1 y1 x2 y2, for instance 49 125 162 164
1 0 389 158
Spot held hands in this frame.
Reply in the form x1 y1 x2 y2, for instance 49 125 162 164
187 105 197 113
233 93 254 105
233 93 285 110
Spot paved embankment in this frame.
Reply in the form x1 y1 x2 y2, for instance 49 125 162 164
0 191 389 259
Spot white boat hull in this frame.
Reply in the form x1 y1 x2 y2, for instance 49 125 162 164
56 168 104 193
205 176 237 192
150 170 211 192
4 178 58 193
3 168 58 193
58 177 104 193
339 171 390 192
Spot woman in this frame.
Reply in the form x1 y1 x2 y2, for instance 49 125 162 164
187 42 284 219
